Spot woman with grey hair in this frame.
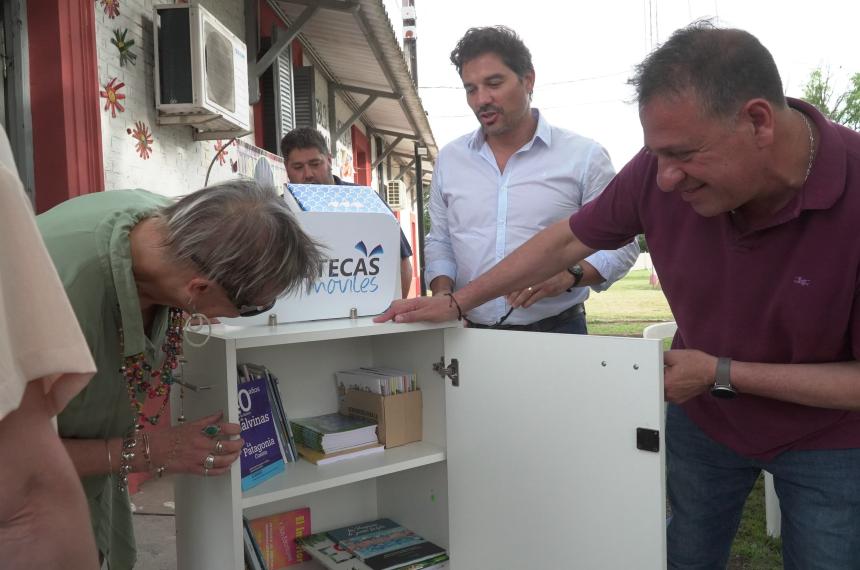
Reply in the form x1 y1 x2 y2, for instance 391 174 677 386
36 179 323 570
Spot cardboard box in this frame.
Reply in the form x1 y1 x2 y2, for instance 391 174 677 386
341 390 422 448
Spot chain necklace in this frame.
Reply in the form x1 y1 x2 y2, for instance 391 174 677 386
119 307 184 429
796 110 816 184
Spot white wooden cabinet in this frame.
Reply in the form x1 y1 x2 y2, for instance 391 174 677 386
175 318 666 569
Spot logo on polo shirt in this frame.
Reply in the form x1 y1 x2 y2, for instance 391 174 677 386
793 276 811 287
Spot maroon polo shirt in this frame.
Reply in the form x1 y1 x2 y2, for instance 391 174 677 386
570 98 860 460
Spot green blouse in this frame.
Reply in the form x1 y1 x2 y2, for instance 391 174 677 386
38 189 174 570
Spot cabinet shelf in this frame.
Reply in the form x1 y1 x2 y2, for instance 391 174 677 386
210 317 454 349
242 442 446 509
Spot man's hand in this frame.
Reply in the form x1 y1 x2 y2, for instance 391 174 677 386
663 349 718 403
506 269 575 308
373 295 460 324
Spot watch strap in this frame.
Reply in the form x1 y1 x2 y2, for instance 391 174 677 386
711 357 737 399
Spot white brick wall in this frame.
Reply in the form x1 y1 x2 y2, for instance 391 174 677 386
95 0 250 197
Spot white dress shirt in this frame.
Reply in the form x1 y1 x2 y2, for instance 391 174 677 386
424 110 639 326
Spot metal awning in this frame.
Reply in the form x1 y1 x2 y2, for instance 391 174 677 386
266 0 437 164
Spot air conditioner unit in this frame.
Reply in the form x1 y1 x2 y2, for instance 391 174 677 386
386 179 406 210
153 4 251 139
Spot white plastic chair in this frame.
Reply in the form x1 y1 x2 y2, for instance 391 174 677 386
642 321 781 539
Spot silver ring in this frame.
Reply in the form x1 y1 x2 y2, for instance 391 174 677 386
527 286 534 292
214 440 224 454
204 453 216 470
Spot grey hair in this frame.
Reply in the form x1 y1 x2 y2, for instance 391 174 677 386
156 179 324 306
629 20 786 118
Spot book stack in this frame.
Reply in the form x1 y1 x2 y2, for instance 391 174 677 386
290 413 383 465
297 518 448 570
335 367 418 397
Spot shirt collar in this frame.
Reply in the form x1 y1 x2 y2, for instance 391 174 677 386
107 211 169 357
789 97 847 212
467 108 551 151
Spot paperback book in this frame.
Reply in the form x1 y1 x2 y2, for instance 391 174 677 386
296 442 384 465
238 364 287 491
327 518 448 570
248 507 311 569
290 413 378 454
298 532 449 570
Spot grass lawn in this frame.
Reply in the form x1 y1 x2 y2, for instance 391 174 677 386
585 269 782 569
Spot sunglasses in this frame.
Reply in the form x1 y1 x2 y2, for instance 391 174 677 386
235 299 276 317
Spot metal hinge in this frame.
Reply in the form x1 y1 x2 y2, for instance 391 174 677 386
432 356 459 387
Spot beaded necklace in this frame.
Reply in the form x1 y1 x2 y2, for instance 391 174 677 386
119 306 184 429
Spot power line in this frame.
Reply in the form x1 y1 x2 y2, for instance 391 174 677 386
419 70 630 91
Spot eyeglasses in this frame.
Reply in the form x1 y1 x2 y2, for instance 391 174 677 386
235 299 276 317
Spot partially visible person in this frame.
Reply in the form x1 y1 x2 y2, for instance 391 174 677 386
281 127 415 298
426 26 638 333
37 179 324 570
0 126 99 569
378 22 860 569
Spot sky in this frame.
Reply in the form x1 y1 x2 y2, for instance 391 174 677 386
393 0 860 169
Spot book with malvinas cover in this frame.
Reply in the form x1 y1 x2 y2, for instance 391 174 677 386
290 412 378 454
238 364 287 491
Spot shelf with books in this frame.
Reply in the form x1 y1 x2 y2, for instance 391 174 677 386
178 319 667 570
242 441 446 509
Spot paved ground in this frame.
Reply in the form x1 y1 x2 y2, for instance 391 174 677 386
131 476 177 570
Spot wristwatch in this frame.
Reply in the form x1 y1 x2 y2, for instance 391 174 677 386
710 357 737 399
566 264 584 292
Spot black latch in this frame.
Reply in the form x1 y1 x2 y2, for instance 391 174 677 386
636 428 660 452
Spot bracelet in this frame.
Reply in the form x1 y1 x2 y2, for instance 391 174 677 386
155 433 181 479
117 431 138 491
105 439 113 474
444 293 463 321
142 432 153 472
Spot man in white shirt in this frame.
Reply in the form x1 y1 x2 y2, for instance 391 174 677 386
425 26 639 332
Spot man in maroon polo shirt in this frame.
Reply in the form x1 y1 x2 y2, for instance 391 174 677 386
376 22 860 568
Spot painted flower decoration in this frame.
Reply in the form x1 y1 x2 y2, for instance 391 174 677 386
214 140 230 165
100 0 120 19
128 121 154 160
99 77 126 118
111 29 137 66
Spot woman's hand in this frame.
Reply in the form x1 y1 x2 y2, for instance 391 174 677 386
146 412 243 477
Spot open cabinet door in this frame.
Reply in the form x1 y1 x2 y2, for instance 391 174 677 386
443 328 666 569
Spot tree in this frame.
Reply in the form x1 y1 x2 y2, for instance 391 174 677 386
801 67 860 130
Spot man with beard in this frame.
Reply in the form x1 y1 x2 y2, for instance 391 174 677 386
424 26 638 333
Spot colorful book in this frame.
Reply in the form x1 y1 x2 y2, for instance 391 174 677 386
296 442 384 465
248 507 311 569
296 532 367 569
326 518 447 570
290 413 378 454
298 532 448 570
243 516 266 570
238 365 286 491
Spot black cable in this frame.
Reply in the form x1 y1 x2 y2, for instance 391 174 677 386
203 136 238 186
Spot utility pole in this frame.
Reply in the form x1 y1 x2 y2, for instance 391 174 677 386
401 0 427 295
